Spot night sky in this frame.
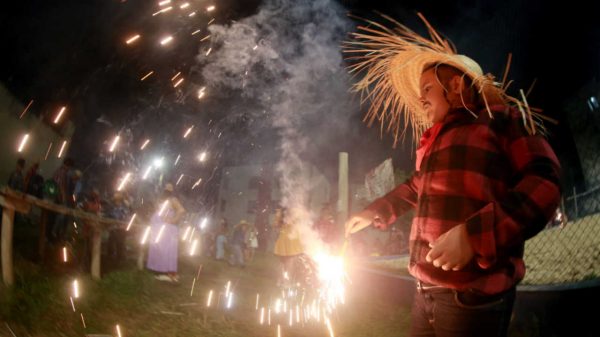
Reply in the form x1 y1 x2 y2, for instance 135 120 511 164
1 0 598 207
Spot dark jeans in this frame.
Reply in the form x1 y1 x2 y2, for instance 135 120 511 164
410 283 516 337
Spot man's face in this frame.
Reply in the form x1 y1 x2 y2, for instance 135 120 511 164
419 68 451 124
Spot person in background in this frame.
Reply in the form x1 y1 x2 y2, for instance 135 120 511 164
24 161 44 198
147 183 186 283
8 157 26 192
245 223 259 262
229 220 248 267
215 225 228 261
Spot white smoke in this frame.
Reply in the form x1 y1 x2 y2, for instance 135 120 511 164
200 0 356 254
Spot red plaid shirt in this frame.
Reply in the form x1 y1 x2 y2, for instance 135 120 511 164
366 106 561 294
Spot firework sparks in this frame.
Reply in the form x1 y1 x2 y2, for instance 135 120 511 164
140 226 151 244
140 71 154 81
197 88 206 99
277 324 281 337
53 106 66 124
69 296 76 312
142 165 153 180
116 324 123 337
255 293 260 310
62 247 68 262
268 308 271 325
80 313 86 328
189 227 196 242
173 77 184 88
191 177 202 190
176 174 184 185
126 213 137 231
140 139 150 150
205 48 212 56
191 29 201 35
153 6 172 16
200 34 210 42
158 200 170 216
183 126 193 138
206 5 215 12
190 278 196 296
188 11 196 17
180 2 190 9
158 0 171 6
225 280 231 298
125 34 140 44
325 317 335 337
19 99 34 119
226 292 234 309
17 133 29 153
72 280 80 298
57 140 68 158
182 226 191 241
289 310 293 326
260 307 265 324
207 18 215 25
117 172 131 191
171 72 181 81
198 151 207 162
189 239 199 255
160 35 173 45
206 290 214 307
155 224 166 243
109 135 120 152
174 154 181 166
200 217 208 229
44 142 53 160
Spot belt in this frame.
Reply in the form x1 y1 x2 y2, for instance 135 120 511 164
416 280 450 293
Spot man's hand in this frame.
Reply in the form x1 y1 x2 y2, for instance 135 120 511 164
345 210 378 237
426 224 474 271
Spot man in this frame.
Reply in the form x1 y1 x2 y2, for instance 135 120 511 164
8 158 26 192
344 14 561 337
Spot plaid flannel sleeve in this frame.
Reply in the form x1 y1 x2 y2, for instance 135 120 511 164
465 119 562 269
365 173 420 229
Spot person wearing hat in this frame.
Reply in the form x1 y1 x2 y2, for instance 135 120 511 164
344 14 561 337
147 183 186 282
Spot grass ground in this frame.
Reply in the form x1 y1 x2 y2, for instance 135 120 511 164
0 242 410 337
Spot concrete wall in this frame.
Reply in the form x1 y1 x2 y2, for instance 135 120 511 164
0 84 74 184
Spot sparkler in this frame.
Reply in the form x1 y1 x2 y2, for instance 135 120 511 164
57 140 68 158
125 34 140 44
126 213 137 231
53 106 66 124
140 139 150 150
140 71 154 81
17 133 29 152
160 36 173 45
117 172 131 191
19 99 33 119
109 135 120 152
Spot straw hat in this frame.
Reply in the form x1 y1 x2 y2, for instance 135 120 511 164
344 13 549 146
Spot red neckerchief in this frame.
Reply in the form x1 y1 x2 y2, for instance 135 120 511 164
415 122 443 171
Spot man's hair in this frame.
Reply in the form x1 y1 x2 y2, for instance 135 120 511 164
422 63 481 108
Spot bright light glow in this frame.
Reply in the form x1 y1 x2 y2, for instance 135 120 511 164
153 6 172 16
17 133 29 152
200 35 210 42
63 247 68 262
158 200 169 216
155 224 166 243
189 11 196 17
141 226 151 244
140 139 150 150
189 239 199 255
206 5 215 12
191 29 201 35
191 178 202 189
198 151 207 162
205 48 212 56
176 174 184 185
183 126 194 138
116 324 122 337
182 226 191 241
140 71 154 81
206 290 213 307
260 307 265 324
173 78 184 88
142 165 153 180
158 0 171 6
53 106 66 124
200 217 208 229
227 292 233 309
171 72 181 81
153 157 164 168
174 154 181 166
180 2 189 9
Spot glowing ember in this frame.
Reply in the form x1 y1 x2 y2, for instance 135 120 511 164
140 71 154 81
140 226 151 244
155 225 166 243
62 247 68 262
117 172 131 191
189 239 199 255
126 213 137 231
72 280 80 298
19 99 34 119
206 5 215 12
160 36 173 45
183 126 194 138
57 140 68 158
53 106 66 124
116 324 123 337
176 174 184 185
109 135 120 152
140 139 150 150
206 290 214 307
125 34 140 44
17 133 29 153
